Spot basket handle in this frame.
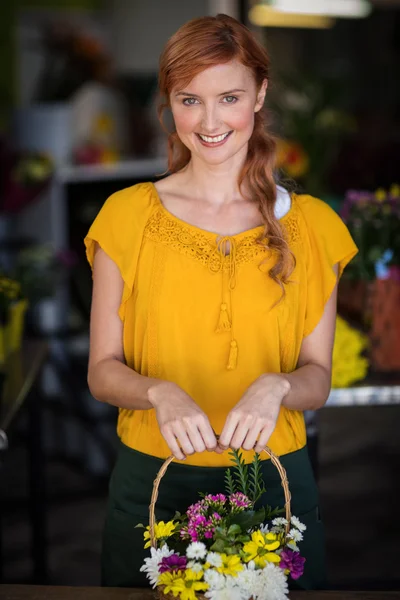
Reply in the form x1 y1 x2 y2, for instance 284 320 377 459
149 445 291 548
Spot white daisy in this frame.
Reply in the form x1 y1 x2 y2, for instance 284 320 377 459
236 565 259 597
256 562 289 600
187 560 203 573
186 541 207 560
139 544 173 588
204 568 226 590
288 528 303 542
291 515 307 532
286 539 299 552
206 552 223 568
205 577 245 600
272 517 288 527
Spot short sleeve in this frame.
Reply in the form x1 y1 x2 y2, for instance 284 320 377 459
84 182 155 321
297 194 358 337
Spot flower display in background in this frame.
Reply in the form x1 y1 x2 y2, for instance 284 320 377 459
269 72 356 198
331 316 369 388
11 244 77 304
275 139 309 179
0 144 54 215
0 276 28 362
340 184 400 282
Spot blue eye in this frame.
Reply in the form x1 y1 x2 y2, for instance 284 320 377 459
182 98 199 106
224 96 238 104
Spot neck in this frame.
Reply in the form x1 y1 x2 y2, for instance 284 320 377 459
181 144 249 205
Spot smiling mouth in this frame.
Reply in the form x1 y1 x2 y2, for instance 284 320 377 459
196 131 233 144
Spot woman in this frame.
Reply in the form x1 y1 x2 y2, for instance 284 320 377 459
85 14 357 590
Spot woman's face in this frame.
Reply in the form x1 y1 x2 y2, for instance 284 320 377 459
170 60 267 166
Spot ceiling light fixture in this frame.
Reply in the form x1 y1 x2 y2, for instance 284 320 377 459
274 0 372 18
249 5 334 28
249 0 372 28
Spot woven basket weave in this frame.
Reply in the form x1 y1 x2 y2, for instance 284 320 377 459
149 446 292 600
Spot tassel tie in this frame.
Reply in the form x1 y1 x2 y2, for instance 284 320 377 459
208 236 238 370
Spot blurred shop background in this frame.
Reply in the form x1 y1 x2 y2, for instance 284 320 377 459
0 0 399 592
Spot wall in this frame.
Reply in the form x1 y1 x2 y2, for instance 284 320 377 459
110 0 209 73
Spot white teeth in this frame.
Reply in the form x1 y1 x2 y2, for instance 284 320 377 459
198 132 230 143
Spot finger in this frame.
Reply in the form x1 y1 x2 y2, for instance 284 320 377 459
230 419 251 450
186 422 206 453
162 429 186 461
218 413 240 449
242 424 262 452
254 424 274 454
198 420 218 451
172 423 195 456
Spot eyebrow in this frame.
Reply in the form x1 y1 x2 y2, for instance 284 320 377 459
175 88 247 97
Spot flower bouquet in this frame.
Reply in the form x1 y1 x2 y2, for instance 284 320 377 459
137 447 306 600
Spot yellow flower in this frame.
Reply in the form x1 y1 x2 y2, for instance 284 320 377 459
143 520 176 549
375 188 386 202
390 183 400 198
158 571 186 597
179 569 208 600
332 316 369 388
243 531 281 568
216 553 244 577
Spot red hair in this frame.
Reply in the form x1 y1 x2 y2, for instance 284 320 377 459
157 14 294 292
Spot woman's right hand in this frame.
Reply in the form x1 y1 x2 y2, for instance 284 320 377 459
148 381 217 460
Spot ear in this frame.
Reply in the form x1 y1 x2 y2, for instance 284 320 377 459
254 79 268 113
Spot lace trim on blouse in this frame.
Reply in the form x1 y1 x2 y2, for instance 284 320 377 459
143 193 301 370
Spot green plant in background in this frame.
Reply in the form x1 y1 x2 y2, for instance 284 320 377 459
13 244 76 303
270 71 356 199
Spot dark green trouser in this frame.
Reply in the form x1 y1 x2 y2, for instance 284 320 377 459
102 442 327 590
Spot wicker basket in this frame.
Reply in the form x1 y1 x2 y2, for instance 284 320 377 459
149 446 292 600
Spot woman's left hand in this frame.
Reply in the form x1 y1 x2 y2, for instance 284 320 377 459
217 374 291 454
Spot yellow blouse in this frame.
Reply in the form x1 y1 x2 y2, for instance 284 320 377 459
85 181 357 467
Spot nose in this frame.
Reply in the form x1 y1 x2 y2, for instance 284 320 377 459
201 104 222 133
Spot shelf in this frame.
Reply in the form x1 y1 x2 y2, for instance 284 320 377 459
57 157 168 184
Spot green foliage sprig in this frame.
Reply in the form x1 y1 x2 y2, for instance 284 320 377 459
225 449 266 505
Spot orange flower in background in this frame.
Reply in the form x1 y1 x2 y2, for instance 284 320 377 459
276 139 309 179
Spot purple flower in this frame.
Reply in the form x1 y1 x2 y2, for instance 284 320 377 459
279 549 306 580
229 492 252 510
159 554 187 573
204 493 227 505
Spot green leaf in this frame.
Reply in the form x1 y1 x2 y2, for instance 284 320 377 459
229 507 265 531
238 534 251 543
224 468 237 496
248 452 266 505
210 539 226 553
227 524 242 536
228 449 250 496
264 505 285 522
225 546 238 555
134 523 145 529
